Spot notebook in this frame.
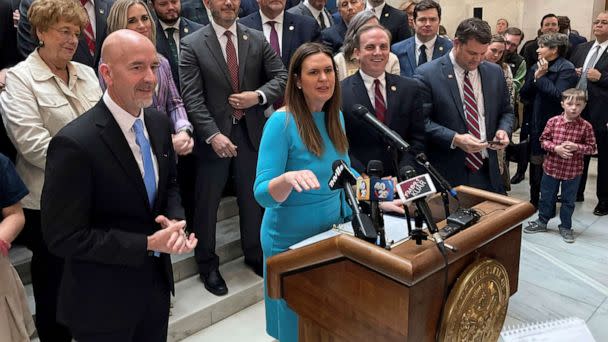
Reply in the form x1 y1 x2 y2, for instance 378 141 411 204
501 317 595 342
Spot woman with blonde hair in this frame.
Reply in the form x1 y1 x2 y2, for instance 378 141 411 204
254 42 354 342
0 0 102 340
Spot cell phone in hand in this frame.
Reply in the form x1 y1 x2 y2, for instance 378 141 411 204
486 140 503 146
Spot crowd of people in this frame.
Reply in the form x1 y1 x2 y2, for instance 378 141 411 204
0 0 606 341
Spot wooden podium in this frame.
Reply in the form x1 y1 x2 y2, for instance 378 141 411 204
266 186 536 341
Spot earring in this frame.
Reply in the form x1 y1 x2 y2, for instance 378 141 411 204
38 40 44 48
297 85 302 89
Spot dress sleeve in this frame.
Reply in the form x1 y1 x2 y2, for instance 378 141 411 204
254 112 290 208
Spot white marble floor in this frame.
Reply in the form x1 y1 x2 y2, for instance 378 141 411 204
184 159 608 341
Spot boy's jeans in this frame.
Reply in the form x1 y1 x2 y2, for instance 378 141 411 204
538 172 581 230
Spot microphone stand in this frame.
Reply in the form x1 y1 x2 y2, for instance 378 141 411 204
415 153 451 219
391 148 413 238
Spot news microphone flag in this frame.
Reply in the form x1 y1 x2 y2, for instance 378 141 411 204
356 178 370 201
396 173 436 204
370 178 395 201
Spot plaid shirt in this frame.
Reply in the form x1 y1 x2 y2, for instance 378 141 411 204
541 114 596 180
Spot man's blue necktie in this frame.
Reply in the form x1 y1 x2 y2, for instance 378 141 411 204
133 119 156 207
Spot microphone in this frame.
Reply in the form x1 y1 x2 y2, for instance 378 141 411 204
398 166 447 250
367 160 388 247
414 152 458 200
352 104 410 152
329 160 377 242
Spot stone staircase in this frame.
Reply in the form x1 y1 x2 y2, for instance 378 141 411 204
9 196 265 342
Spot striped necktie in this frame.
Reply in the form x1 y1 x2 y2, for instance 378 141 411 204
79 0 96 56
463 71 483 172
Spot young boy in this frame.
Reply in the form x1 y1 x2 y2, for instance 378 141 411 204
524 88 597 243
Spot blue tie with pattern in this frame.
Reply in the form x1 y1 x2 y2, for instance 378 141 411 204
133 119 156 207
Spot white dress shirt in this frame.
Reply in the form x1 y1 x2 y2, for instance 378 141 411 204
583 39 608 70
103 92 159 186
366 1 385 20
359 70 386 111
159 18 182 52
415 35 437 65
83 0 96 36
259 11 284 55
304 0 331 28
210 19 239 64
449 51 488 158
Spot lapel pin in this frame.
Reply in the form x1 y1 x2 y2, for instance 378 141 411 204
384 13 389 17
289 25 294 31
448 74 454 79
439 46 444 51
184 27 189 33
243 34 248 40
99 8 104 14
163 153 168 158
390 85 396 91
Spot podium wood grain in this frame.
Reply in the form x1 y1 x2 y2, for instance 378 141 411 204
266 186 535 341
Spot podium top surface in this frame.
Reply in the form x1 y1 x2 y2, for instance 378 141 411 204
266 186 536 299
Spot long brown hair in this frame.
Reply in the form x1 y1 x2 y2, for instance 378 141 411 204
285 43 348 157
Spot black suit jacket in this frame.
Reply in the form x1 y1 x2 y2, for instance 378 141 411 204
239 10 320 67
287 3 333 28
41 101 184 333
321 18 347 54
378 4 411 45
179 24 288 157
570 41 608 131
155 17 203 88
180 0 210 25
341 72 426 176
17 0 113 68
0 0 21 69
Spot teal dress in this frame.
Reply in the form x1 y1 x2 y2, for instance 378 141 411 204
254 111 353 342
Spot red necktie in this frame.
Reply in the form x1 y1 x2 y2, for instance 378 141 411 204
79 0 96 57
225 31 244 120
374 79 386 122
463 71 483 172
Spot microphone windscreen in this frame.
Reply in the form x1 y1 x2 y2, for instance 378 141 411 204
399 165 416 180
352 104 369 118
366 160 383 177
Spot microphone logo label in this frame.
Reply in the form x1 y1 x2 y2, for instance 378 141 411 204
397 174 436 203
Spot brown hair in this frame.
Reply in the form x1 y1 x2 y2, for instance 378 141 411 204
285 43 348 157
489 34 507 65
561 88 587 103
107 0 157 43
28 0 89 42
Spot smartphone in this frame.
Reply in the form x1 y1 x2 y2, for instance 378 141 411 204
486 140 503 146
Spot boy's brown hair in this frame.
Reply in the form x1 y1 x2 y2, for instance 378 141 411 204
561 88 587 103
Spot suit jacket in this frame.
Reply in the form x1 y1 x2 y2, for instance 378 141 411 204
155 17 203 88
321 18 347 54
414 55 515 192
391 35 453 77
179 23 287 157
239 10 320 67
41 101 184 333
239 0 301 18
567 32 587 59
341 72 426 176
570 41 608 131
180 0 210 25
17 0 113 68
0 0 21 69
378 4 411 45
287 3 333 28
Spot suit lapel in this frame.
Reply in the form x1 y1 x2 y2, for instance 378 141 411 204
441 56 465 122
432 38 447 59
406 39 416 73
94 1 108 56
385 74 398 125
95 103 150 209
594 46 608 70
251 12 264 31
144 110 167 209
479 63 492 133
237 25 249 86
352 72 374 113
204 26 233 87
282 16 294 66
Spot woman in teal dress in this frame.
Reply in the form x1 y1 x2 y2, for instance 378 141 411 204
254 43 352 342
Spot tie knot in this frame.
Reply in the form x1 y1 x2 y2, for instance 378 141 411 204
165 27 177 34
374 79 381 86
267 20 276 27
80 0 88 5
133 119 144 133
420 44 427 51
224 30 233 38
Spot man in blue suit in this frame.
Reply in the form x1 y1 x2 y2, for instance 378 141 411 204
321 0 364 54
415 18 514 193
341 24 425 177
391 0 451 77
239 0 320 69
152 0 203 89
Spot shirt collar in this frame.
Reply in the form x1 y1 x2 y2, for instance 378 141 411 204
210 18 238 40
449 50 477 77
591 39 608 51
415 35 437 50
366 1 385 15
30 49 80 82
561 113 582 123
359 69 386 86
103 91 144 135
304 0 323 17
260 10 284 25
159 17 181 32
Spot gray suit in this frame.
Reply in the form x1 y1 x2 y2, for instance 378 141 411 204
179 23 287 274
414 54 514 193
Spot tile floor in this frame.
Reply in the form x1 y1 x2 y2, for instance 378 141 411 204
179 159 608 341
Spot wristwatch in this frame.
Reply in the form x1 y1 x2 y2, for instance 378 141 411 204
257 92 264 105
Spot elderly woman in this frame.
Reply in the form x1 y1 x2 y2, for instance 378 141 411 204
334 10 400 81
520 32 577 207
254 43 354 342
104 0 194 156
0 0 102 340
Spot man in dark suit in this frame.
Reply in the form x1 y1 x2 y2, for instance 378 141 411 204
559 15 587 59
415 18 514 193
287 0 333 30
391 0 451 77
321 0 364 54
342 24 425 177
571 11 608 216
365 0 410 45
17 0 113 68
521 13 559 69
0 0 20 161
179 0 287 296
151 0 203 89
180 0 210 25
41 30 198 342
239 0 320 69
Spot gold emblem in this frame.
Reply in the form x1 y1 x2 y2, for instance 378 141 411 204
99 8 104 14
243 35 248 40
384 13 389 17
390 85 396 91
184 27 189 33
289 26 294 31
438 258 510 342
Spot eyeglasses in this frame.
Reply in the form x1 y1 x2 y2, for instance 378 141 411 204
51 27 81 40
593 20 608 25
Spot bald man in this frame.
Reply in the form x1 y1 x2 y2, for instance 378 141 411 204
41 30 197 342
